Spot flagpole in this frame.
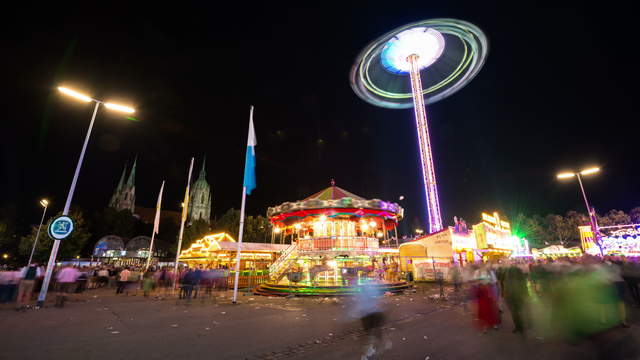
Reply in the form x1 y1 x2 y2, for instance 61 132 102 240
232 105 256 304
173 158 195 290
232 186 248 304
146 180 165 271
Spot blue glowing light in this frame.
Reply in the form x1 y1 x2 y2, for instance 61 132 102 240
381 27 445 74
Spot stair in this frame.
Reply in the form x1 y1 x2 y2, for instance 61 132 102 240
268 242 298 282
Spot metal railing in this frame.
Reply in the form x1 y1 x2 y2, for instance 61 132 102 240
268 242 298 280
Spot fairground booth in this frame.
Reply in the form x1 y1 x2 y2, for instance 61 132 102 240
178 232 289 288
399 212 529 281
254 181 411 296
531 245 582 259
580 224 640 257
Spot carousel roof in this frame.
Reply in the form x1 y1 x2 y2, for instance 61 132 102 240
267 181 403 224
304 184 364 201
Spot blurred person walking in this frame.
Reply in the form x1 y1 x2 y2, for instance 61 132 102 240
351 284 390 360
502 264 529 334
16 262 42 311
142 269 155 297
116 267 130 294
471 265 500 333
54 265 80 308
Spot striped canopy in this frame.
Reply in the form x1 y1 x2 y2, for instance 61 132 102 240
304 185 364 201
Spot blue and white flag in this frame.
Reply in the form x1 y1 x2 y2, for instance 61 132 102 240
243 106 257 195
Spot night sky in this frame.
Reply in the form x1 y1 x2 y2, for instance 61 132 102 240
2 3 638 236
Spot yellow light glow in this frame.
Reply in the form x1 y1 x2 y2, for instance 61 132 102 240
328 260 337 268
319 215 327 222
557 172 576 179
273 227 281 233
361 224 369 231
369 221 376 228
580 167 600 176
40 199 48 207
376 232 383 238
104 102 135 113
415 229 424 234
58 86 92 102
2 254 8 259
294 223 302 230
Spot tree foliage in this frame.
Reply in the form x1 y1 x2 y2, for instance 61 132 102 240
183 218 211 249
93 207 137 239
211 208 271 243
19 208 91 262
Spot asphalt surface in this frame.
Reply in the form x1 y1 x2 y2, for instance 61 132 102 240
1 284 639 360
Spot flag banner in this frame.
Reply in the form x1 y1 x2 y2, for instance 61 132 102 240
181 186 190 222
153 181 165 235
243 106 257 195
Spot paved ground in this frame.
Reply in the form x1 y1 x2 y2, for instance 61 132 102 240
1 284 639 360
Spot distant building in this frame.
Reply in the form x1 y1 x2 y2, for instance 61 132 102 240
188 158 212 224
109 158 136 213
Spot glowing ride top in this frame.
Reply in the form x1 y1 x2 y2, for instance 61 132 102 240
381 27 446 74
350 19 488 108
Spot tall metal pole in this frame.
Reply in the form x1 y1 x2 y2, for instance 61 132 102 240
28 203 48 266
173 159 195 289
576 173 601 254
146 181 165 271
232 187 248 303
37 101 100 308
407 54 442 233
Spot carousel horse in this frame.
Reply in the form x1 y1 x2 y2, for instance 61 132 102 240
309 264 333 285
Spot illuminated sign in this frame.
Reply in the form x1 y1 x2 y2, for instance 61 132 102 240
481 212 510 231
452 234 477 250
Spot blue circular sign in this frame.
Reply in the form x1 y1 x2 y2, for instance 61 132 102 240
48 216 74 240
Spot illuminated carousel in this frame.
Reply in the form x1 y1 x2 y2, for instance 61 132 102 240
254 181 411 296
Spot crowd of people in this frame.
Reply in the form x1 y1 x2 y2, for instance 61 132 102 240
0 263 236 309
451 255 640 358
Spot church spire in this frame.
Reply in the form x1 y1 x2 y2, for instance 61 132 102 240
117 164 127 191
198 155 206 179
127 156 137 187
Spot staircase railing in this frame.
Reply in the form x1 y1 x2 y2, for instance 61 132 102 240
269 242 298 280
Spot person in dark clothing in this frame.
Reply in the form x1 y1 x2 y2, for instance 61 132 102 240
502 265 529 334
621 260 640 306
180 269 196 300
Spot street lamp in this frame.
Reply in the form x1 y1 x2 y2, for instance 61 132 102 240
37 86 135 308
557 166 601 254
27 199 49 266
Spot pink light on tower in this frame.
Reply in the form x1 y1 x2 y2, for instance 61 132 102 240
407 53 442 232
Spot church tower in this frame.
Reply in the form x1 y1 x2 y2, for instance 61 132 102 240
109 158 136 213
188 157 212 224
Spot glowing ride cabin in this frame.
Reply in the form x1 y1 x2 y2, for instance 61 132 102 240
254 182 411 296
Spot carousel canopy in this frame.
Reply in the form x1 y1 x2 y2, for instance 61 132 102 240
304 184 364 201
267 181 403 226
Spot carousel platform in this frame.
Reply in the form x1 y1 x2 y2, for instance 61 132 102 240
253 281 411 297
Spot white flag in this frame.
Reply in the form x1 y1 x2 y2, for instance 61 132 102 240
153 181 165 235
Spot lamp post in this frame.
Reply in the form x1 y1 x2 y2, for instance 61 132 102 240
37 86 135 308
28 199 49 266
557 167 601 254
